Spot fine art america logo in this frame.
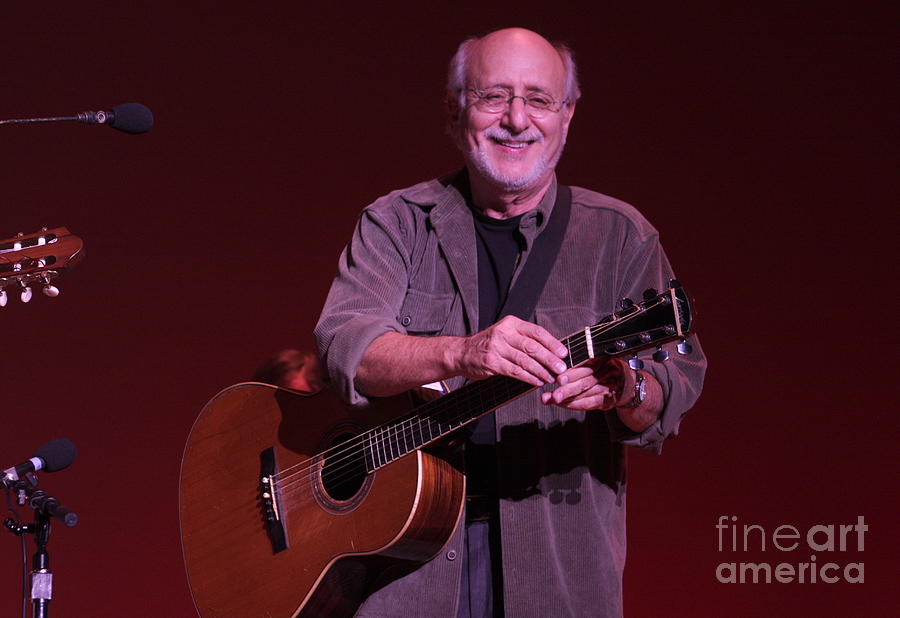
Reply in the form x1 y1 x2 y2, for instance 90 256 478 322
715 515 867 584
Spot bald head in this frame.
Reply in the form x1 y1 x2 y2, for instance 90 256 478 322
447 28 580 111
445 28 580 202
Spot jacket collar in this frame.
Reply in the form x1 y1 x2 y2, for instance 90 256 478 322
399 169 560 332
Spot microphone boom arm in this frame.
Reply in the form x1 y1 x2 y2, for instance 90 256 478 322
0 111 109 126
0 103 152 133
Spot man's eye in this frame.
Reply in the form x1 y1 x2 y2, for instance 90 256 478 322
528 95 552 108
482 91 507 102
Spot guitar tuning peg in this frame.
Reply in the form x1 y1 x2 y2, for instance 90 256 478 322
617 298 634 310
20 285 33 303
677 339 693 355
652 346 669 362
0 289 7 307
41 275 59 297
628 355 644 370
642 288 658 301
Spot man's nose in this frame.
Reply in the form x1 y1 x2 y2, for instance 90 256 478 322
501 96 531 133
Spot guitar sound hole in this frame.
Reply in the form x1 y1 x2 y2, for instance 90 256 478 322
321 432 367 501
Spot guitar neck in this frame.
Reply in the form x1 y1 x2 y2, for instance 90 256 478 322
362 374 534 472
359 286 689 472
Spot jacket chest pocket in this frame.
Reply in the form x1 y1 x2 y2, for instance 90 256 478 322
398 288 457 336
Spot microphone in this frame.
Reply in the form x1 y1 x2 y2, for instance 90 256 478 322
2 438 77 483
0 102 154 134
76 102 154 134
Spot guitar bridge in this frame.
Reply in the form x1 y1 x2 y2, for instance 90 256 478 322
260 447 287 553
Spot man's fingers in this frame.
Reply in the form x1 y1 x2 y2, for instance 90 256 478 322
551 373 596 404
463 316 569 384
513 331 567 376
496 344 554 384
500 356 551 387
515 320 568 358
484 341 555 385
557 366 595 383
552 384 615 410
542 366 618 410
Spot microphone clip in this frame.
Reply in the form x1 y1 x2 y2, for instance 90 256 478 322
75 110 110 125
1 469 38 491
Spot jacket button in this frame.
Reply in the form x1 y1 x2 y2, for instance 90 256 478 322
401 316 412 326
446 550 457 561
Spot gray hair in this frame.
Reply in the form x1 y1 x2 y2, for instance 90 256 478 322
446 35 582 111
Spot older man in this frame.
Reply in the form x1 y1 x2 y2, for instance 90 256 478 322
315 27 705 617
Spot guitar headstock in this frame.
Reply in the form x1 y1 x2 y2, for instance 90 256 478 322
0 227 84 306
585 281 695 368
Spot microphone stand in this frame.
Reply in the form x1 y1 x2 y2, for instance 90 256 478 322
3 474 79 618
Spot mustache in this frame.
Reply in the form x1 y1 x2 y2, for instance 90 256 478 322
482 126 544 143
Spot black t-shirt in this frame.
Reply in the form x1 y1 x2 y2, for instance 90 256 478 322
472 207 524 332
467 202 524 496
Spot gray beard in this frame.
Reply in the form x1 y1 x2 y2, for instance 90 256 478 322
467 132 566 193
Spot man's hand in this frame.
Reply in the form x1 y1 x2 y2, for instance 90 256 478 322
540 361 621 410
449 315 569 386
357 316 568 397
541 357 664 432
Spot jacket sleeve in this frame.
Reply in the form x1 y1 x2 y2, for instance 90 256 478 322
604 223 707 454
314 199 414 407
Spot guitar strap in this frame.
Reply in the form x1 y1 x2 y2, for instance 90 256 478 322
497 183 572 322
463 182 573 609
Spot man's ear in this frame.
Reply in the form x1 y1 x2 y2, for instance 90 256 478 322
446 93 461 124
445 94 463 143
561 100 577 133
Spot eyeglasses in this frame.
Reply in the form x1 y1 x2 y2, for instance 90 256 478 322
466 87 568 117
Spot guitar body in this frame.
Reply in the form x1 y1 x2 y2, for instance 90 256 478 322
179 383 465 617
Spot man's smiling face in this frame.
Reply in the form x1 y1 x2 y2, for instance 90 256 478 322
453 29 576 194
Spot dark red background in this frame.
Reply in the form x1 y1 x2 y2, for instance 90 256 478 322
1 3 895 616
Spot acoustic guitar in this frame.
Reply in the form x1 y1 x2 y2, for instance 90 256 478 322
180 284 694 617
0 227 84 306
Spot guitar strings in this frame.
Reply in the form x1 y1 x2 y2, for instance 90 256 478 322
267 303 669 503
